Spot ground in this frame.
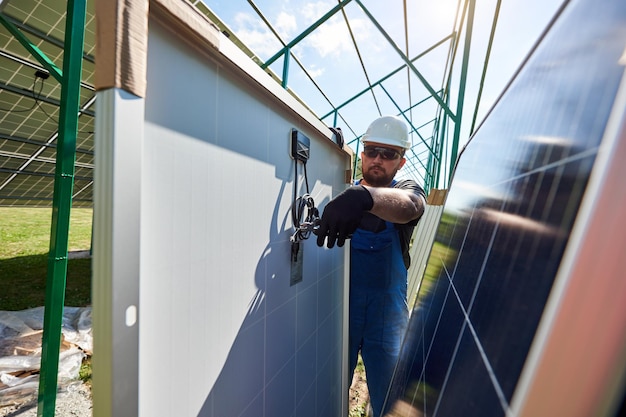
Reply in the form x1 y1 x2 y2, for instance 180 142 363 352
349 356 371 417
2 377 366 417
0 383 92 417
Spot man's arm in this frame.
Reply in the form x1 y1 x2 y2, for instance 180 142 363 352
315 180 426 248
364 185 425 224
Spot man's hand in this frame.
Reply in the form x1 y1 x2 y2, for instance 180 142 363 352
316 185 373 248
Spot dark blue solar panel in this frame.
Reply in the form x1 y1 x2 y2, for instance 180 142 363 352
384 0 626 415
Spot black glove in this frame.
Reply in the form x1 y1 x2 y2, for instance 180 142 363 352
316 185 374 248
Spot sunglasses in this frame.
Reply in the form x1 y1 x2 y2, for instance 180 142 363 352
363 146 403 160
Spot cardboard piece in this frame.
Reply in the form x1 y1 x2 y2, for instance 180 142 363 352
95 0 221 98
426 188 447 206
95 0 149 97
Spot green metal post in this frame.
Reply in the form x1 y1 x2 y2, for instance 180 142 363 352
352 137 361 181
437 93 451 189
281 47 290 88
37 1 86 416
449 0 476 184
425 127 436 191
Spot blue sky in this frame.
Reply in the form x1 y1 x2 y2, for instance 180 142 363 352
198 0 564 183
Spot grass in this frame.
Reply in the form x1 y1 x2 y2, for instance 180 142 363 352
0 207 93 311
79 356 93 388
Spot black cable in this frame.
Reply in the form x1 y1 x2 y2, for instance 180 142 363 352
33 78 60 124
0 75 57 121
303 161 310 193
1 74 94 136
291 193 318 242
291 157 320 243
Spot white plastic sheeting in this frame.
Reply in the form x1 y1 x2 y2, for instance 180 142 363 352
0 307 92 406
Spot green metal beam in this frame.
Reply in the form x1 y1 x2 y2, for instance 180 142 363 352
0 13 63 83
320 34 453 120
449 0 476 184
1 13 95 63
378 83 437 158
37 0 86 416
354 0 456 120
0 80 95 117
261 0 354 69
470 0 502 137
246 0 337 103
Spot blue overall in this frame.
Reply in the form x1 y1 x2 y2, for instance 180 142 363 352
349 217 409 416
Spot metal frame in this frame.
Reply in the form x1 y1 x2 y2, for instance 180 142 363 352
0 1 503 415
236 0 480 192
0 1 86 416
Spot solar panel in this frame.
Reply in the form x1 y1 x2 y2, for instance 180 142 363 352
0 0 96 207
384 0 626 415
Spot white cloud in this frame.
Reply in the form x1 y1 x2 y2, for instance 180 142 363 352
274 11 297 39
300 1 335 23
233 12 280 58
304 17 372 58
295 1 375 58
232 10 301 60
231 3 375 76
307 65 325 79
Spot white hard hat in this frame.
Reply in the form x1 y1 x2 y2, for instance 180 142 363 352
362 115 411 150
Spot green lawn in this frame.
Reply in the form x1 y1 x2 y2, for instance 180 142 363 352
0 207 93 310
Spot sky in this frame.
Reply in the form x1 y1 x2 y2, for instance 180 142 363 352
197 0 565 185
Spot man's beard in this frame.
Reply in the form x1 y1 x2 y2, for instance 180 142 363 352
362 165 395 187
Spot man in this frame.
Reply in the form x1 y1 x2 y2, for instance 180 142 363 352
317 115 426 416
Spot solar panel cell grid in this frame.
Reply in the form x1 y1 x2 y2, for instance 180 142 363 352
0 0 96 207
384 0 626 415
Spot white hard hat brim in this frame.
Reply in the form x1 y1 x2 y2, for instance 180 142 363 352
362 136 411 150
